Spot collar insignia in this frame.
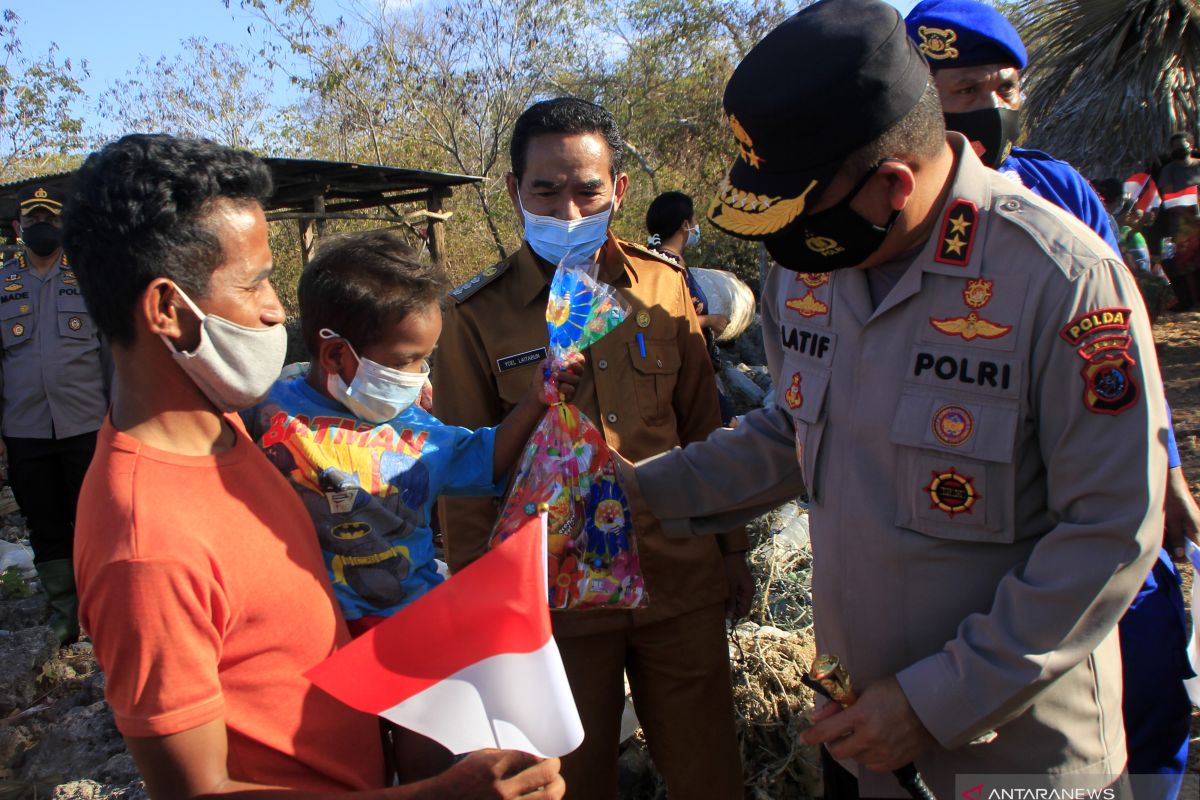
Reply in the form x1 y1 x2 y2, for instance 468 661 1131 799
935 199 978 267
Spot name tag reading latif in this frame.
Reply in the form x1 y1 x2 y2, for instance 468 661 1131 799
496 346 548 373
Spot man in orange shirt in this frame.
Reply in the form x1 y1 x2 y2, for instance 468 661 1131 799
62 133 564 799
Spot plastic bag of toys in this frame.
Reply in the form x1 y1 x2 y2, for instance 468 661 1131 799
489 254 647 610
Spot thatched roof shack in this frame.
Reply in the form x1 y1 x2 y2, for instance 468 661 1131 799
1 158 482 264
1018 0 1200 177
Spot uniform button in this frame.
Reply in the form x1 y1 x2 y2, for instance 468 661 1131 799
606 413 618 423
1000 199 1020 211
598 359 608 369
656 358 663 368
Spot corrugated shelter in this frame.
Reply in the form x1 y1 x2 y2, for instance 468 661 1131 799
1 158 483 264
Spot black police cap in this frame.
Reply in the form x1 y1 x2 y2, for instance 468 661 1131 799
16 182 68 217
708 0 930 240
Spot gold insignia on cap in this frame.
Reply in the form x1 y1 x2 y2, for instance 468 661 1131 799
67 316 82 331
11 323 25 337
708 177 817 238
917 26 959 60
729 115 766 169
805 236 844 257
636 310 651 328
34 187 47 199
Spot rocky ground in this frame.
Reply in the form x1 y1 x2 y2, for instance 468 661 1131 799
0 314 1197 798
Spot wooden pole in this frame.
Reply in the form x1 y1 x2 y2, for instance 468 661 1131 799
299 218 315 267
426 188 452 265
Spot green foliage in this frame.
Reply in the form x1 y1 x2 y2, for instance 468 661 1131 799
0 565 33 599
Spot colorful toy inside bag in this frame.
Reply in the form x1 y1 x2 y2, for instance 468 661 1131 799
489 253 648 610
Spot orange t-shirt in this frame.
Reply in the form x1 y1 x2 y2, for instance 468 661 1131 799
75 415 386 791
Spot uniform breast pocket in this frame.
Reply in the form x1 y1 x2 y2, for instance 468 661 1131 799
56 292 95 340
628 339 681 425
0 300 33 349
891 390 1020 543
779 359 831 502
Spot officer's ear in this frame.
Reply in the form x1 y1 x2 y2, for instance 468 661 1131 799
611 172 630 215
876 161 917 213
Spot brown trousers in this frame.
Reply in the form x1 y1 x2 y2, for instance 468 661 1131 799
556 602 743 800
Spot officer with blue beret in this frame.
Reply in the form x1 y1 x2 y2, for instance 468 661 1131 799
907 2 1195 797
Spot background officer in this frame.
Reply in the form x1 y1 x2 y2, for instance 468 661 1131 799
906 3 1196 794
2 183 110 643
625 0 1167 796
435 97 750 800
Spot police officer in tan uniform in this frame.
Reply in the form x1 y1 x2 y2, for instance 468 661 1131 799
434 97 750 799
2 182 109 643
624 1 1167 797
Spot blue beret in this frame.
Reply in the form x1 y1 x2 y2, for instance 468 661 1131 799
905 0 1027 71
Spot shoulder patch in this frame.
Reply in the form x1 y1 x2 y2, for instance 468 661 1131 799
449 260 510 304
620 240 684 269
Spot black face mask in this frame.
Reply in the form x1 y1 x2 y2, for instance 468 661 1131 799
1171 146 1191 161
765 163 901 273
944 107 1020 169
21 221 61 257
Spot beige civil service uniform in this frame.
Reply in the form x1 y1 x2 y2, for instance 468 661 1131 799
633 136 1167 798
434 235 746 799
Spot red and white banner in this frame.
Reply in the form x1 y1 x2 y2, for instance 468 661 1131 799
1162 185 1198 210
1124 173 1161 213
307 511 584 758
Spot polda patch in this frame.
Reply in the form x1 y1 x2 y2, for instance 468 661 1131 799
1059 308 1131 346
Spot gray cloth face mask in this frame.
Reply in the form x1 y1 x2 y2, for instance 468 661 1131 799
159 284 288 412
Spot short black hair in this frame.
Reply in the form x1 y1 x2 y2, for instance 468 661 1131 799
1171 131 1190 143
61 134 273 346
509 97 625 180
1093 178 1124 206
645 192 694 242
298 229 450 357
840 82 946 177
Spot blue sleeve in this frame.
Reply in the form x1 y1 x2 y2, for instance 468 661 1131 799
1166 400 1181 469
437 422 505 497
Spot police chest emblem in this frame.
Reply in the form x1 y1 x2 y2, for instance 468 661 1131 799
636 310 651 328
10 323 25 337
962 278 993 309
797 272 830 288
917 26 959 60
929 311 1011 341
1060 308 1138 415
932 405 974 447
784 373 803 409
926 468 978 518
785 291 829 318
935 199 977 267
67 316 82 331
4 283 21 292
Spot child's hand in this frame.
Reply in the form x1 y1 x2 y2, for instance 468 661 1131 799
529 355 583 405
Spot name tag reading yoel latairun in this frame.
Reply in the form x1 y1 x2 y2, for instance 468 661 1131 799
496 346 548 373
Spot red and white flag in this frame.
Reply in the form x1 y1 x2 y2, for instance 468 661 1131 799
307 511 584 758
1125 173 1161 213
1161 185 1198 211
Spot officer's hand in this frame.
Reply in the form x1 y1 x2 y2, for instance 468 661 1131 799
423 750 564 799
723 552 754 621
1163 465 1200 560
801 676 936 773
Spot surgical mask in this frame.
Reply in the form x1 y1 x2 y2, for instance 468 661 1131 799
321 329 428 424
517 191 613 265
765 163 901 273
159 284 288 412
944 107 1020 169
686 224 701 248
21 222 61 257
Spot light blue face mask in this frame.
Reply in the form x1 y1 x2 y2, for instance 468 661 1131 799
517 191 613 265
320 329 428 424
686 224 701 248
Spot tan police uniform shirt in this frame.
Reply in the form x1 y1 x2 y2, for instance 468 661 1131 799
0 252 109 439
633 135 1167 796
435 234 747 637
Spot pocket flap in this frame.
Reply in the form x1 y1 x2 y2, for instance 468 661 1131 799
778 360 830 425
890 391 1019 463
0 300 29 320
628 339 681 375
56 291 88 313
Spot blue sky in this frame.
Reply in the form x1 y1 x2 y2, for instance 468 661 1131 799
8 0 921 119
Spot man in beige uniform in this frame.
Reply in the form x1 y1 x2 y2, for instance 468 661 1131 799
435 97 750 799
626 1 1167 798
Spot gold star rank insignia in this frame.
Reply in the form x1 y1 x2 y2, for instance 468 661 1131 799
934 199 978 267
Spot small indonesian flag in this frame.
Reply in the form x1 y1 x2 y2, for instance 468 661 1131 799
1161 185 1198 210
306 511 584 758
1124 173 1161 213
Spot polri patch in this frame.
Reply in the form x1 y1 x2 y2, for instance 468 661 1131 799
934 199 977 267
497 346 548 373
926 468 978 518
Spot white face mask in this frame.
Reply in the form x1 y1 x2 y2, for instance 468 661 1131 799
320 329 428 424
686 224 701 248
159 284 287 412
517 190 613 265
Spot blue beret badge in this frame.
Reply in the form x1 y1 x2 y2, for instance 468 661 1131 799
917 26 959 60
